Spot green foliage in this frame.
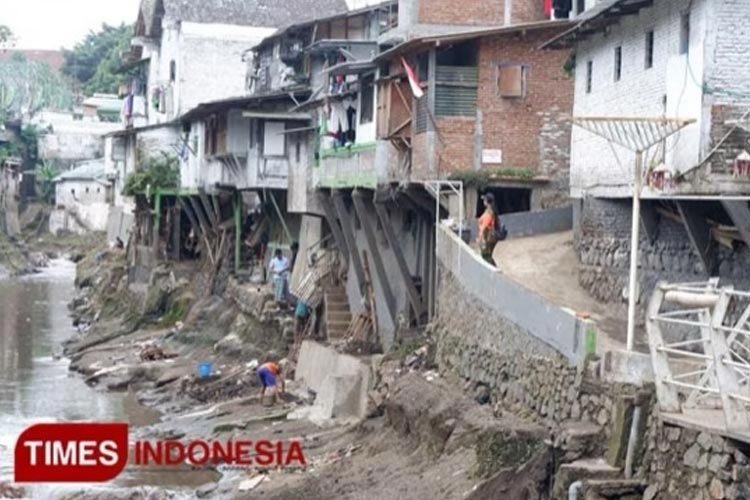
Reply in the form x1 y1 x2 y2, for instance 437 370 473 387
474 431 543 478
448 167 535 189
123 153 181 196
0 54 74 119
36 160 60 204
62 23 133 96
0 25 14 49
0 142 19 166
19 125 42 166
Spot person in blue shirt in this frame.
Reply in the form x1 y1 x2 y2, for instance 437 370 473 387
268 249 290 305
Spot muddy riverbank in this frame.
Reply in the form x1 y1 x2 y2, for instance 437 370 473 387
29 239 558 500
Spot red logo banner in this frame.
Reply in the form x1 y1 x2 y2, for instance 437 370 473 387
14 423 129 483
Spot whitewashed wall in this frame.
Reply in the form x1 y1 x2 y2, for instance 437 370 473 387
177 23 275 117
570 0 710 198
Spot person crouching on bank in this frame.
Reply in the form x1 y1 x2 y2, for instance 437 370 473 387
257 360 285 405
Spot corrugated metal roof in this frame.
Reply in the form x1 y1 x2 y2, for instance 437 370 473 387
162 0 350 28
540 0 653 49
376 19 572 61
54 159 107 183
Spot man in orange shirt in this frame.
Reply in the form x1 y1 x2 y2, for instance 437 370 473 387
477 193 498 266
257 360 286 404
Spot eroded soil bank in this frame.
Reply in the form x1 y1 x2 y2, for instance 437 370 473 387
0 239 563 500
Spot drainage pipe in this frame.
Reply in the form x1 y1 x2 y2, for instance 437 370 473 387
568 480 583 500
624 405 643 478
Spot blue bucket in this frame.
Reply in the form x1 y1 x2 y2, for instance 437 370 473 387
198 362 213 378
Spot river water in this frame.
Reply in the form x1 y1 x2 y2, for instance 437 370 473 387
0 259 129 495
0 258 223 498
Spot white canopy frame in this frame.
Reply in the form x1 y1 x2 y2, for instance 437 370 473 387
572 116 695 351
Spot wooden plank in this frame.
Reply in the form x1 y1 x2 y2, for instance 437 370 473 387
199 190 219 227
677 201 715 274
721 200 750 249
332 191 366 292
352 190 396 323
318 192 349 264
374 199 426 320
178 197 202 239
189 195 212 236
640 200 660 244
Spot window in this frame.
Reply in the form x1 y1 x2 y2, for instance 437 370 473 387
614 46 622 82
576 0 585 15
680 13 690 54
645 30 654 69
295 140 301 163
360 74 375 124
204 114 228 156
498 64 527 98
263 121 286 156
169 60 176 82
85 187 90 193
585 60 593 93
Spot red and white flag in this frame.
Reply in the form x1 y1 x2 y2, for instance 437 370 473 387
401 57 424 99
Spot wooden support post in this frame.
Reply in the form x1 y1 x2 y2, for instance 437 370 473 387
640 200 660 245
352 190 396 323
234 191 242 273
199 190 219 227
374 197 426 320
677 201 716 274
189 195 211 237
172 204 181 261
426 221 436 320
721 200 750 249
332 190 366 292
152 191 162 255
179 196 202 239
318 192 349 264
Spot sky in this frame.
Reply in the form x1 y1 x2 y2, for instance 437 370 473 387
1 0 141 50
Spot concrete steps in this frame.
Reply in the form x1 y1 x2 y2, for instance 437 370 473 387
552 458 621 499
324 286 351 339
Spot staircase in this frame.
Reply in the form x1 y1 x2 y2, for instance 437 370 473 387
324 285 352 339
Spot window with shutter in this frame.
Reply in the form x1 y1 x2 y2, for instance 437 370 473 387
498 64 526 98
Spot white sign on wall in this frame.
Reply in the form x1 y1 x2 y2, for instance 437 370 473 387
482 149 503 164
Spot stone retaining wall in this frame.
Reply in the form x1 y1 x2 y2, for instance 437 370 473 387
435 272 615 432
576 198 750 306
641 412 750 499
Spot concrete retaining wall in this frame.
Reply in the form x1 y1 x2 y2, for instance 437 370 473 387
437 223 591 363
106 206 135 244
503 205 573 239
295 340 374 419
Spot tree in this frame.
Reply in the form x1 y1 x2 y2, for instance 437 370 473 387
62 23 133 96
0 25 14 50
0 53 74 120
36 160 60 204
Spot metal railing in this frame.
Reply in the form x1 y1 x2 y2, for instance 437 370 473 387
648 280 750 433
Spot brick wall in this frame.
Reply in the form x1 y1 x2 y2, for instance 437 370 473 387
705 0 750 108
416 0 548 26
478 29 573 177
417 0 505 26
435 117 476 175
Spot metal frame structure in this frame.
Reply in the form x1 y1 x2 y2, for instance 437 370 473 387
647 280 750 436
423 180 464 317
572 116 695 351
